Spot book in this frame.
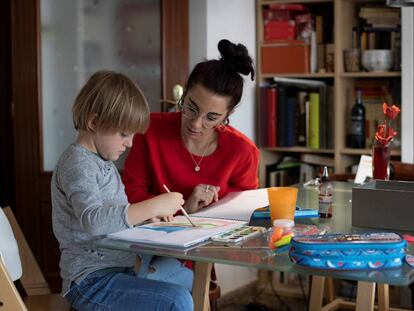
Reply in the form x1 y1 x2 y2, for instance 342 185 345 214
308 92 320 149
285 97 298 147
259 85 277 147
277 85 287 146
259 86 269 147
108 216 246 249
271 77 327 149
297 91 308 146
266 87 277 147
265 158 301 187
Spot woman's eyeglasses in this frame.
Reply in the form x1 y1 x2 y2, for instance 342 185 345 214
179 100 222 129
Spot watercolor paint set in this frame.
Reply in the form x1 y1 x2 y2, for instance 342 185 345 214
211 226 266 244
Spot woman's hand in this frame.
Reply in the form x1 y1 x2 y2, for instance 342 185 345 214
184 184 220 213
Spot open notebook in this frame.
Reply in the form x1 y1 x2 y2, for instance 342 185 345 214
108 216 246 249
191 188 269 222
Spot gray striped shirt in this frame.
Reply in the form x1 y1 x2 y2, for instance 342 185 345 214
51 143 135 295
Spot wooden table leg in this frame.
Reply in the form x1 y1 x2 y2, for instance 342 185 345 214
355 281 376 311
325 277 335 303
309 275 325 311
378 283 390 311
192 262 212 311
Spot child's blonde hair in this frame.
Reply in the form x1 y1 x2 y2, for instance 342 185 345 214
72 70 149 134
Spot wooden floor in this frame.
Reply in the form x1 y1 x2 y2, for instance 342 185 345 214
217 281 309 311
218 288 308 311
216 279 413 311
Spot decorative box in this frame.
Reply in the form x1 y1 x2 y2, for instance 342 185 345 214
352 180 414 232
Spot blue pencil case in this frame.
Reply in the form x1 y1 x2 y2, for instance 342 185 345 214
289 232 406 270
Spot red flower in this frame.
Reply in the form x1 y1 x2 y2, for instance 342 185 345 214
375 123 397 146
375 103 400 147
382 103 400 120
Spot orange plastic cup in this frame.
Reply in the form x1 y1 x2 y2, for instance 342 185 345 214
267 187 298 223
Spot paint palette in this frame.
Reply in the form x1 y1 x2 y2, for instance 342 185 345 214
211 226 266 244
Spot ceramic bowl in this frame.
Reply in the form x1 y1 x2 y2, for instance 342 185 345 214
361 50 393 72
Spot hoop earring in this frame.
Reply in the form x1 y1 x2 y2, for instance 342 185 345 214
216 118 229 132
177 96 184 111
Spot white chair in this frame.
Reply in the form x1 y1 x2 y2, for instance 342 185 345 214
0 206 26 310
0 206 71 311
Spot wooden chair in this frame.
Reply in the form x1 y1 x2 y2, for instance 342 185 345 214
0 206 71 311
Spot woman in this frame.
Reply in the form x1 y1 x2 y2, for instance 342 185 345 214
123 39 259 214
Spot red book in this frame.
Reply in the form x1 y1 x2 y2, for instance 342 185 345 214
263 9 295 21
268 4 307 11
264 20 295 28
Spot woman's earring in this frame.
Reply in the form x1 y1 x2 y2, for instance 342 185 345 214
216 118 229 132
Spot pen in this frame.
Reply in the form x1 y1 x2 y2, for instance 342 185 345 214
162 184 197 227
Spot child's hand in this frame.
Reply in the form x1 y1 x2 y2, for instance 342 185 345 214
128 192 183 225
149 216 174 222
152 192 184 217
161 215 174 222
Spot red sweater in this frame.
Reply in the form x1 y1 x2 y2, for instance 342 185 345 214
123 112 259 203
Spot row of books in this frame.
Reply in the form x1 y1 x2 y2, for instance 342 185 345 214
357 30 400 50
258 77 334 149
359 7 400 28
356 6 401 70
265 155 334 187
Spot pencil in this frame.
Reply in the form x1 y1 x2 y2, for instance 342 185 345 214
162 184 197 227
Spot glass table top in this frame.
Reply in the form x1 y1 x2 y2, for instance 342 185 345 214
96 182 414 286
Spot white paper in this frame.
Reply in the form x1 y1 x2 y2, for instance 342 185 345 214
108 216 245 248
191 188 269 221
354 155 373 184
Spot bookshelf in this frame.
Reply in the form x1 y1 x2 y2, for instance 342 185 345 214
256 0 402 187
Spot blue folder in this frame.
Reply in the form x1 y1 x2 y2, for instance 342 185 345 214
252 206 318 219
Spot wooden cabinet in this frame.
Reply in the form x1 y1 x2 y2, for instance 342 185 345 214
256 0 401 187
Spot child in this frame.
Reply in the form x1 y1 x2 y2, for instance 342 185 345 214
51 71 193 311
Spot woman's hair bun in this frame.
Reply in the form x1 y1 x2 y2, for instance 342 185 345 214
218 39 254 81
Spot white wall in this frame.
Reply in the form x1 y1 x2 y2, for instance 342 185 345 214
190 0 256 142
189 0 257 295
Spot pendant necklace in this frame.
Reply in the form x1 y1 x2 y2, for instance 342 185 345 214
183 135 214 172
189 151 205 172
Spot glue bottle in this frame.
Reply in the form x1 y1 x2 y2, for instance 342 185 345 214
318 166 333 218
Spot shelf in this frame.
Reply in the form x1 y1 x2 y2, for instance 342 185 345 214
262 73 334 79
262 147 334 154
341 148 401 156
257 0 403 180
260 0 333 4
340 72 401 78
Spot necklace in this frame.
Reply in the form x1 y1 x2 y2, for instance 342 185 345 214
189 150 206 172
182 135 215 172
